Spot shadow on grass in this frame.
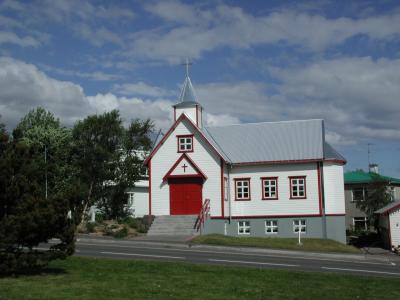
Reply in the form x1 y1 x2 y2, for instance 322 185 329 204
0 267 67 278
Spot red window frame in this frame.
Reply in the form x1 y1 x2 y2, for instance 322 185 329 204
289 176 307 199
177 134 194 153
234 178 251 201
261 177 278 200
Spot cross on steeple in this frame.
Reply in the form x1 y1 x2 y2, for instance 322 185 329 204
182 163 188 173
181 58 192 77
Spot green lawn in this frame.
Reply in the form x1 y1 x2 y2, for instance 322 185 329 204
191 234 361 254
1 256 399 299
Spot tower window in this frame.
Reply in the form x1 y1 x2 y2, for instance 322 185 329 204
177 135 193 152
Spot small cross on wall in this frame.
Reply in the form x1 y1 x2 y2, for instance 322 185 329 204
182 163 188 173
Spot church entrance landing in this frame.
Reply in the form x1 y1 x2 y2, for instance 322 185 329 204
169 178 202 215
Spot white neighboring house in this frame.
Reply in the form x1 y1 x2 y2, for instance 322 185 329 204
376 201 400 251
140 74 347 243
126 179 149 217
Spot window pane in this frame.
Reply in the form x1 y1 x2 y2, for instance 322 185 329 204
353 188 364 200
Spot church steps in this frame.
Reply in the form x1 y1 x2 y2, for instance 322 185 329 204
147 215 199 236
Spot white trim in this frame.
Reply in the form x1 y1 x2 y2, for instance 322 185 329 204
265 220 278 234
178 136 193 152
262 178 277 199
293 219 306 233
353 216 368 231
235 179 250 200
290 177 305 198
238 221 251 235
351 187 366 202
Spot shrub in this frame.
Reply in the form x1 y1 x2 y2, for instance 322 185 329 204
121 217 139 229
95 213 106 223
113 226 128 239
86 222 97 233
120 215 154 233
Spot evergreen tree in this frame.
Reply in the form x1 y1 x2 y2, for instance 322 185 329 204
0 109 77 273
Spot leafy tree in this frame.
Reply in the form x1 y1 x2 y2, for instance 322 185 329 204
356 173 392 230
97 119 154 219
72 111 153 221
0 117 8 153
12 108 81 221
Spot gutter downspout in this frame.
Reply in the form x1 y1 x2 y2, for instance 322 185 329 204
320 161 327 239
228 163 232 224
321 120 327 239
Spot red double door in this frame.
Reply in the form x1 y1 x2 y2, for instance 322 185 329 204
169 178 203 215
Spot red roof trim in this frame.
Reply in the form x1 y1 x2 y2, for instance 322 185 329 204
144 113 225 166
148 160 152 217
210 213 345 219
378 202 400 215
231 158 346 166
162 153 207 181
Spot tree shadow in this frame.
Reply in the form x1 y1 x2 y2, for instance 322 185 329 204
0 267 67 278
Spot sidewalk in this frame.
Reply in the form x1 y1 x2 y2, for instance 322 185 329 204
76 234 400 264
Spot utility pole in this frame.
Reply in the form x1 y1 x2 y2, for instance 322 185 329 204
367 143 374 171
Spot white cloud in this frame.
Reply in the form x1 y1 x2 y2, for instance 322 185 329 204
1 56 399 148
0 57 237 132
271 56 400 143
72 24 123 47
0 0 135 47
113 82 173 97
39 64 123 81
0 30 40 47
204 113 240 127
128 1 400 62
195 81 278 121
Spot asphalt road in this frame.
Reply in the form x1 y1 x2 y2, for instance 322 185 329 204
42 237 400 278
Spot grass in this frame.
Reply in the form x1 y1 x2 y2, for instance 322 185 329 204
0 256 399 299
191 234 361 254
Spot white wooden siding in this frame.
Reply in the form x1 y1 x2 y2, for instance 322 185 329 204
176 107 197 125
228 163 320 216
223 164 230 217
394 187 400 200
150 117 222 216
389 209 400 247
130 188 149 217
323 162 346 215
170 157 198 176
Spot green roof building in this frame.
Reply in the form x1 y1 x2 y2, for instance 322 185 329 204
344 166 400 231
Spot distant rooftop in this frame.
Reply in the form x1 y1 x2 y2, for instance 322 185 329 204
375 200 400 214
344 170 400 185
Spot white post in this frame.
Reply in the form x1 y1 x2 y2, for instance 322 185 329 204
90 206 96 223
298 229 302 245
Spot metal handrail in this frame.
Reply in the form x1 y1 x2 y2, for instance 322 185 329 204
195 199 210 233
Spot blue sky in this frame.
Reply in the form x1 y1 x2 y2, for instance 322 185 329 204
0 0 399 177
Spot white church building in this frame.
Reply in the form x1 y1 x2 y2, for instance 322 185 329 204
140 74 347 243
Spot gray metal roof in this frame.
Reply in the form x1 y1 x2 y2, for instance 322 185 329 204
173 76 198 108
324 142 346 161
376 201 400 214
203 119 327 164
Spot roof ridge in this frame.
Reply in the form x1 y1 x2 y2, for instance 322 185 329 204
205 119 324 129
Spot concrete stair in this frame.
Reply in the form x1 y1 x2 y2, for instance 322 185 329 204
147 215 199 236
